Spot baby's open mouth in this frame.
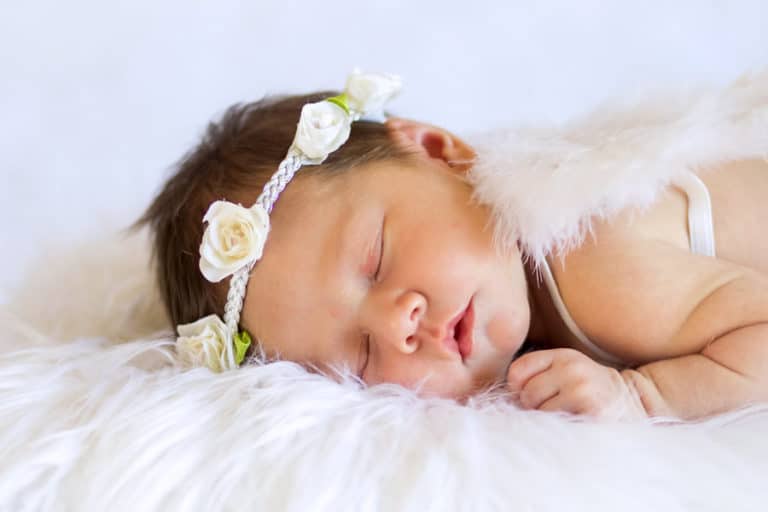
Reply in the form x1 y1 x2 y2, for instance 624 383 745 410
454 298 475 362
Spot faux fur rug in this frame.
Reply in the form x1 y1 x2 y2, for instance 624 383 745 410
3 69 768 511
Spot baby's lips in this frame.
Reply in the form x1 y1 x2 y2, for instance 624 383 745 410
456 298 475 362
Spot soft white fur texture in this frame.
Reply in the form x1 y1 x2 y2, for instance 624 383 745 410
3 72 768 511
468 69 768 264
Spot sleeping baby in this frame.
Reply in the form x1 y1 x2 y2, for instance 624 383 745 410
138 69 768 421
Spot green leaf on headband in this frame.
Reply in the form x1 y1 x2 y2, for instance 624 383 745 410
234 330 252 365
326 93 350 115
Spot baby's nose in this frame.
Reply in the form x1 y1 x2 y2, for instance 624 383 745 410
377 290 426 354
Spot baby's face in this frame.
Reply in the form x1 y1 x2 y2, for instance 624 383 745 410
242 156 532 399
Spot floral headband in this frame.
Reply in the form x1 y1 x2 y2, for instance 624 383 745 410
175 69 403 372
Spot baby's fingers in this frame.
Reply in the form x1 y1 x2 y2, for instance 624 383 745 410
506 350 556 392
517 371 561 410
538 393 580 415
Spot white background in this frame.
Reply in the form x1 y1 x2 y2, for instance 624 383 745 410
1 0 767 300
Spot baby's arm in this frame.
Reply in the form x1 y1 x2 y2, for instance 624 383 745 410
621 273 768 419
510 237 768 421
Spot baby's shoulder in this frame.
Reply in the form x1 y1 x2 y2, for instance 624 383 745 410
544 157 768 364
549 226 752 364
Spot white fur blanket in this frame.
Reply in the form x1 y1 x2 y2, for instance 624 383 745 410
3 72 768 512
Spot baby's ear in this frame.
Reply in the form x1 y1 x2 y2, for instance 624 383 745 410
386 117 476 174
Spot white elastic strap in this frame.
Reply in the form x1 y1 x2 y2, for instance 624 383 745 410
539 259 626 367
674 171 716 258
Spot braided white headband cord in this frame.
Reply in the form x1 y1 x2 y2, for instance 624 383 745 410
175 69 402 372
222 152 303 337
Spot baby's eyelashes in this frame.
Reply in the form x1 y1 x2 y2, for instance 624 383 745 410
357 333 371 378
371 219 385 282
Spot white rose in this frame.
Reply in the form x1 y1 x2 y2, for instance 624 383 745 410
292 100 351 161
176 314 235 372
199 201 270 283
345 69 402 115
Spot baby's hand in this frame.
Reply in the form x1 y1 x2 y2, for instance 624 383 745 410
506 348 645 420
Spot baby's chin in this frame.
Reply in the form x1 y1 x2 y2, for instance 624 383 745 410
416 379 507 403
318 353 513 402
468 360 512 397
409 363 511 402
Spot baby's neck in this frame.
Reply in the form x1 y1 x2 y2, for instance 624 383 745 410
523 258 552 344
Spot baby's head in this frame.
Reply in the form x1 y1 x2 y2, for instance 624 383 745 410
141 79 533 399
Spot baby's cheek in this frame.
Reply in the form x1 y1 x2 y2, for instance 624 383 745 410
484 306 528 356
326 304 345 321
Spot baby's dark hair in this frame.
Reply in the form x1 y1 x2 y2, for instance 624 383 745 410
137 91 417 328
